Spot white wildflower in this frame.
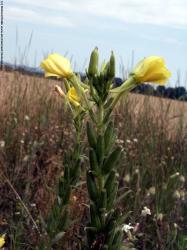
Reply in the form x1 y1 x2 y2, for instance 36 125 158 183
148 186 156 195
141 206 151 217
122 223 134 233
24 115 30 121
0 140 5 148
124 174 130 183
30 203 36 207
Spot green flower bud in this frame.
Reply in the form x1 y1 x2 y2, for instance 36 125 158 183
88 47 99 76
108 51 115 79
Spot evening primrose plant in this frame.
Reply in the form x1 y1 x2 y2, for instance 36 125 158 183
40 49 171 249
39 55 86 249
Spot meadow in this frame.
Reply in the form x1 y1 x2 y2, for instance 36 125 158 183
0 70 186 250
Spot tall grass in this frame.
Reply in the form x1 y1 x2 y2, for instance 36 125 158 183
0 71 186 249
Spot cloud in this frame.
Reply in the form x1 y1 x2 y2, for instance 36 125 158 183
141 34 183 46
6 6 74 28
8 0 187 28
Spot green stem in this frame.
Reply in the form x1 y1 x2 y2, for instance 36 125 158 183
105 77 137 120
69 74 97 124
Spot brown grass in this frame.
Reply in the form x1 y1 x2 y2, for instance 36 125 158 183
0 70 186 249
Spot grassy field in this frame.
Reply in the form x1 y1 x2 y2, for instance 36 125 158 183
0 71 187 250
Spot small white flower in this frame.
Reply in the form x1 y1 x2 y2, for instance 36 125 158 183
30 203 36 207
126 139 131 144
116 139 124 144
20 140 24 144
124 174 130 183
0 140 5 148
141 206 151 217
133 138 138 143
122 223 134 233
24 115 30 121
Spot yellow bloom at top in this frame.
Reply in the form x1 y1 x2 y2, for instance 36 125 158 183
67 87 81 107
0 234 5 248
132 56 171 85
40 53 73 79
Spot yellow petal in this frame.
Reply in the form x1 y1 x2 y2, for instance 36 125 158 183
40 53 73 79
67 87 81 107
133 56 171 85
0 234 5 248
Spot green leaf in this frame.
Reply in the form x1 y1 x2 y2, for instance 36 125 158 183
87 171 99 202
87 122 97 148
102 147 122 174
51 231 65 244
96 134 105 164
89 149 100 175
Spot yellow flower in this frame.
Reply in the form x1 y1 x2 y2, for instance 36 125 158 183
67 87 81 107
54 85 81 107
40 53 73 79
132 56 171 85
0 234 5 248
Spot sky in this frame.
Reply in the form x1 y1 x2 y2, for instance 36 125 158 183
6 0 187 86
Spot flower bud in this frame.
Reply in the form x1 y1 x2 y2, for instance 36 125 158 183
88 47 99 76
107 51 115 79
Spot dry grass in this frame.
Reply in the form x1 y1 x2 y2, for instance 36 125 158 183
0 71 186 250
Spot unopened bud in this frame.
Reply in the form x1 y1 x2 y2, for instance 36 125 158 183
107 51 115 79
88 47 99 76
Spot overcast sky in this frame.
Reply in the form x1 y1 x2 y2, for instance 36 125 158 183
6 0 187 85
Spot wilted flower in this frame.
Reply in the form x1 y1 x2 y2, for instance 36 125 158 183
40 53 73 79
132 56 171 85
0 234 5 248
55 85 81 107
141 206 151 217
55 85 65 98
